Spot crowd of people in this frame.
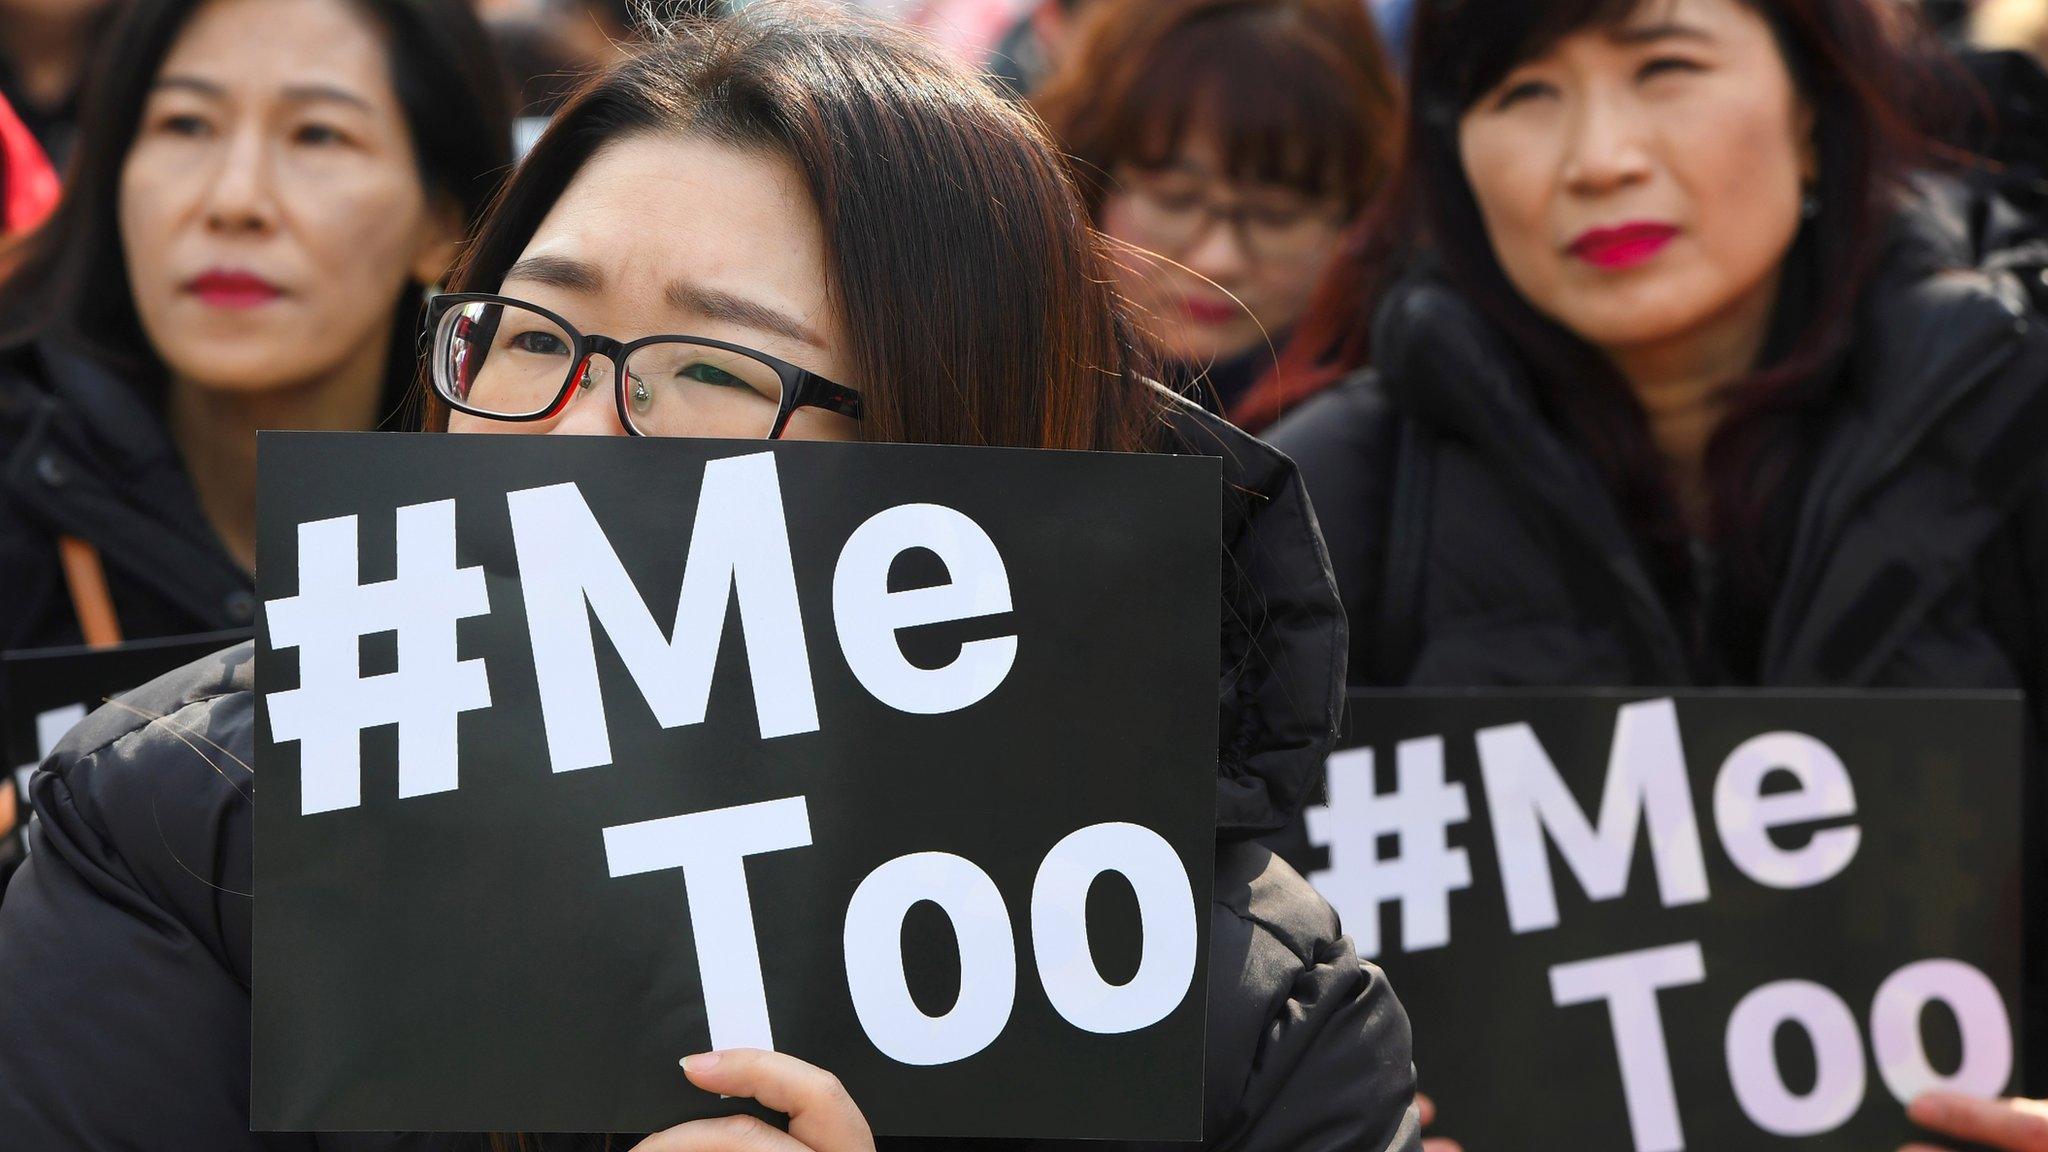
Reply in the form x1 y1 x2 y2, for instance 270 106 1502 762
0 0 2046 1149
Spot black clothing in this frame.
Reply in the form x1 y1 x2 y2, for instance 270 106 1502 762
0 396 1422 1152
0 340 250 896
1266 193 2048 1090
0 339 255 656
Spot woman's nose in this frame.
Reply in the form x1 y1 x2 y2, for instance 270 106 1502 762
202 126 280 234
1560 90 1653 196
546 357 630 437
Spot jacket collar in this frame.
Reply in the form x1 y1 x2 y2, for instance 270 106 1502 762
1374 278 1695 680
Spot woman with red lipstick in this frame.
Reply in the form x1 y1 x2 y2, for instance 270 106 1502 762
1263 0 2048 1146
1033 0 1398 431
0 0 508 879
0 0 508 650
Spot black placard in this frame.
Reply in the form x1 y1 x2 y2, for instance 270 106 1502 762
4 630 250 772
251 432 1220 1139
1284 691 2024 1152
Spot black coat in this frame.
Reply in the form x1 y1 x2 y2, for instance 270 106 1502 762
0 397 1422 1152
0 339 256 656
1267 193 2048 1092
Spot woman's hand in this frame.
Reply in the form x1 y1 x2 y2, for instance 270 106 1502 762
630 1049 876 1152
1416 1091 1464 1152
1902 1091 2048 1151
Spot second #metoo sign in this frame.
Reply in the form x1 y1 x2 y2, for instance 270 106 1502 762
249 432 1220 1140
1291 691 2025 1151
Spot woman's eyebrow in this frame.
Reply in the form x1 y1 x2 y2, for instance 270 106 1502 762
665 279 824 349
1608 21 1716 47
503 255 604 293
149 75 375 111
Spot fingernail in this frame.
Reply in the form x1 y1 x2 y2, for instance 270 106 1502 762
681 1052 721 1073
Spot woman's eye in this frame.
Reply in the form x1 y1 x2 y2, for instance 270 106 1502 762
1149 189 1206 213
153 112 213 139
1639 56 1706 81
508 330 569 355
1246 204 1307 230
680 362 748 389
293 122 350 147
1494 79 1556 110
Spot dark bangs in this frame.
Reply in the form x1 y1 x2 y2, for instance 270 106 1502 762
1418 0 1652 122
1036 0 1397 214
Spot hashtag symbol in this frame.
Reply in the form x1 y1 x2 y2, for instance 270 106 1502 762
1305 737 1472 958
265 500 493 815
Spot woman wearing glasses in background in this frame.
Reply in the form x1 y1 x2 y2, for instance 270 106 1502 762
0 8 1423 1151
1033 0 1399 432
0 0 508 889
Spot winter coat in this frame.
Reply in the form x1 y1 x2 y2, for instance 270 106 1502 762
0 338 257 657
0 396 1423 1152
1265 191 2048 1092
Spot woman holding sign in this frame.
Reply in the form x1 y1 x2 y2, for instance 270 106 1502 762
1263 0 2048 1146
0 7 1423 1152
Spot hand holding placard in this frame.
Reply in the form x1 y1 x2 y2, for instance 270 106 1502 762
626 1050 876 1152
1904 1093 2048 1152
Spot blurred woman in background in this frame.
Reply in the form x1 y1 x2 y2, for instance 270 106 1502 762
0 0 115 165
1033 0 1398 431
0 0 508 871
1264 0 2048 1144
0 0 509 654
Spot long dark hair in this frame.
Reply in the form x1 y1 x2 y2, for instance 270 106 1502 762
436 5 1156 454
0 0 513 417
1281 0 1943 670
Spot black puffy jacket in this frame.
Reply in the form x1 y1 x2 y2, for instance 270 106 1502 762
1267 193 2048 1092
0 397 1422 1152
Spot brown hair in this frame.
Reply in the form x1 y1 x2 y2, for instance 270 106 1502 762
1034 0 1398 217
1032 0 1397 429
430 4 1157 454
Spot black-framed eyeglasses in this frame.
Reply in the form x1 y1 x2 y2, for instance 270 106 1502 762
426 292 864 440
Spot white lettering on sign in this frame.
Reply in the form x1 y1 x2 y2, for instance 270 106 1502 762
1479 699 1710 934
1557 946 2014 1150
266 500 494 814
1299 701 2014 1150
1725 980 1866 1137
269 457 1023 807
1870 959 2013 1104
1305 739 1471 958
607 814 1198 1065
509 453 819 773
833 503 1017 715
603 796 814 1052
843 852 1017 1066
1549 942 1707 1152
1713 731 1861 890
1031 822 1198 1034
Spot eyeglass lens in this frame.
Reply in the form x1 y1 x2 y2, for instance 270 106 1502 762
435 300 788 438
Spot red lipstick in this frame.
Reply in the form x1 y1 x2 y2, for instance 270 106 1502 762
185 269 282 309
1568 222 1678 270
1180 296 1240 326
